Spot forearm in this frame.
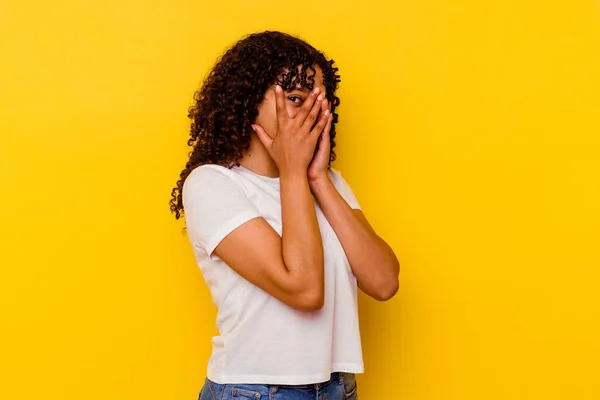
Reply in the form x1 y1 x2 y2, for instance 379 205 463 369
280 171 325 300
309 176 399 301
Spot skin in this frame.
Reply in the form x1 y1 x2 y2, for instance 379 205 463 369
212 66 400 311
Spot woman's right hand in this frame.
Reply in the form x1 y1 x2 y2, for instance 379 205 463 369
252 85 330 177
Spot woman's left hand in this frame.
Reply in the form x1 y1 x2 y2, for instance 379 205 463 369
307 102 333 184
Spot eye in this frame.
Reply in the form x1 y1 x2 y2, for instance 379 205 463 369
287 95 304 105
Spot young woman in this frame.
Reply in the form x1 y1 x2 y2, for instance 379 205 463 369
170 31 400 400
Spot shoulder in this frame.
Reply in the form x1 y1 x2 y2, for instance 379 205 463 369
184 164 244 191
327 168 345 188
182 164 246 205
327 168 361 210
185 164 239 185
327 167 340 180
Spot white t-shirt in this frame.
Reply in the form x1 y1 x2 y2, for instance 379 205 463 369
182 164 364 385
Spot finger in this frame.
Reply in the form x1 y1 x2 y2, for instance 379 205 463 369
317 99 329 128
309 109 330 136
310 116 331 170
316 118 331 154
303 93 324 130
295 87 321 124
321 98 330 115
274 85 287 127
322 113 333 138
252 124 273 149
317 114 332 150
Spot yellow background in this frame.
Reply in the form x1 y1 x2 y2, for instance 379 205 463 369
1 1 599 399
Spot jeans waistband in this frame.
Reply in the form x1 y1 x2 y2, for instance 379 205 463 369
276 372 344 389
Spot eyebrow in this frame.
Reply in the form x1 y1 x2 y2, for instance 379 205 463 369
289 86 311 93
288 86 327 96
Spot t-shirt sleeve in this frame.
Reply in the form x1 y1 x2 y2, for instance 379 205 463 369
329 169 362 210
182 165 262 259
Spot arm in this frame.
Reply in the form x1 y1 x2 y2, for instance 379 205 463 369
213 171 324 312
211 84 330 311
306 99 399 301
309 176 400 301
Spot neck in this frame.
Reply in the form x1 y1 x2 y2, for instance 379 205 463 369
238 133 279 178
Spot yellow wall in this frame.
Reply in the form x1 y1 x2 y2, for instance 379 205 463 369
2 1 599 399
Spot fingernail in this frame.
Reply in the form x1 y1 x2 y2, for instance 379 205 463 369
317 94 324 101
313 87 320 95
275 85 281 93
324 109 330 116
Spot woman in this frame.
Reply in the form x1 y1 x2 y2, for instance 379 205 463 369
170 31 400 400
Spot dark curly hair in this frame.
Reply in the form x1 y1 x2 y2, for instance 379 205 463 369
170 31 341 219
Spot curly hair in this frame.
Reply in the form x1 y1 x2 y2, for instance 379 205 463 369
170 31 342 219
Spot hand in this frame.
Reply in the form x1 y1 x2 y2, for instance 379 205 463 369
307 100 333 184
252 85 330 177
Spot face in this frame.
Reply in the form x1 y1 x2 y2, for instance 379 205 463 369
254 66 329 138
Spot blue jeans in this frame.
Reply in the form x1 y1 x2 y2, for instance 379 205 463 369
198 372 358 400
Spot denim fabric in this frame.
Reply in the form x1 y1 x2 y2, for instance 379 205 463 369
198 372 358 400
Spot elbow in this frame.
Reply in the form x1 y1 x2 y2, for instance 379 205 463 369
372 278 399 301
296 297 325 312
371 261 400 301
294 290 325 312
287 277 325 312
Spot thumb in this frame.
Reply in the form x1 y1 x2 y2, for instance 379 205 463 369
252 124 273 149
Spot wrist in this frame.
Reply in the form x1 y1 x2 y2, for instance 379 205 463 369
308 173 333 191
279 167 309 182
